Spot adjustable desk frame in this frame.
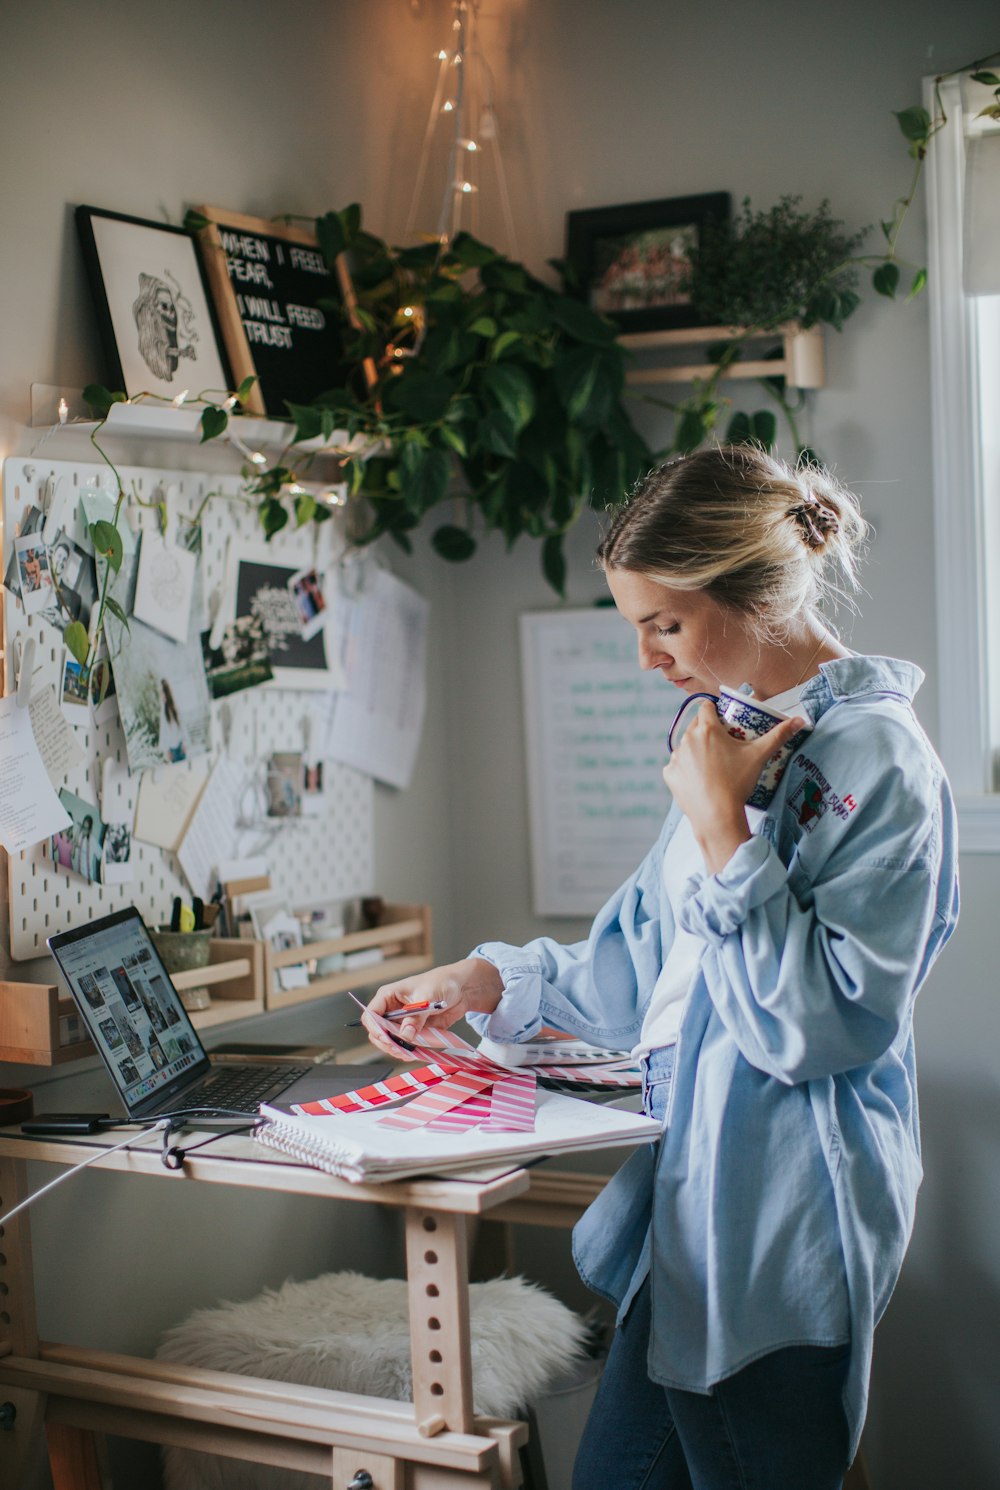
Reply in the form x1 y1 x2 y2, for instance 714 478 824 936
0 1134 602 1490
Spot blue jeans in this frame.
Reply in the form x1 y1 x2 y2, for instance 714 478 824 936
572 1047 851 1490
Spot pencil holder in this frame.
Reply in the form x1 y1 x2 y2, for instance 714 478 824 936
151 927 212 974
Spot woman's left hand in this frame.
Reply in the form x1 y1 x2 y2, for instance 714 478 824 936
663 703 806 872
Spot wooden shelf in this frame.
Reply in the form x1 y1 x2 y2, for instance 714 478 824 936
619 321 825 389
264 902 433 1014
0 938 265 1067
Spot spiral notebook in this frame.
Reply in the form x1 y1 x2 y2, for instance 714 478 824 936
256 1089 661 1183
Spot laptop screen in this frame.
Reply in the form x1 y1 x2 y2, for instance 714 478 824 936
48 906 211 1112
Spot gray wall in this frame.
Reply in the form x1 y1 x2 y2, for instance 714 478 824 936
2 1 999 1486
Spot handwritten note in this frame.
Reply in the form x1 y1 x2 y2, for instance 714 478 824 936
520 609 684 916
0 695 72 852
28 685 85 786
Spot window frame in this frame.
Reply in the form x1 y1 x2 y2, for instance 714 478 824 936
926 74 1000 850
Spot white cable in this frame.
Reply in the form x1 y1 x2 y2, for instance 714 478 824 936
0 1121 171 1228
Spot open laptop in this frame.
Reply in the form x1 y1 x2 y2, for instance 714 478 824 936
48 905 388 1123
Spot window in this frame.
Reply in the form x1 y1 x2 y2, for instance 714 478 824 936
926 73 1000 848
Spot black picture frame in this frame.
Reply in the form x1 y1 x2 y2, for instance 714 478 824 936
566 192 730 334
75 205 233 400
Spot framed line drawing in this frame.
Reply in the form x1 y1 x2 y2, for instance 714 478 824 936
566 192 730 333
75 206 233 401
193 206 376 418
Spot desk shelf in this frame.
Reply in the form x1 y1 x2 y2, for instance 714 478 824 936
264 902 432 1014
0 938 264 1066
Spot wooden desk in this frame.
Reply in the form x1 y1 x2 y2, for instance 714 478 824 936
0 1127 600 1490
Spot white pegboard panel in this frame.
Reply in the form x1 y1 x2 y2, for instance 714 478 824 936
2 456 374 961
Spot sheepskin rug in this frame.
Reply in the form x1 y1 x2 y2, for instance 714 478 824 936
157 1270 588 1490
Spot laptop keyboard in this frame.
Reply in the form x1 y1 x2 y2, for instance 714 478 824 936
195 1063 313 1111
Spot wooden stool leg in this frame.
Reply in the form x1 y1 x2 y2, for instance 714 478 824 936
46 1420 106 1490
0 1157 46 1490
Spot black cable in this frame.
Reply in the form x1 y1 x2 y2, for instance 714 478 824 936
160 1121 260 1170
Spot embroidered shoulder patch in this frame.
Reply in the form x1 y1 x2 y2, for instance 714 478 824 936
786 752 859 832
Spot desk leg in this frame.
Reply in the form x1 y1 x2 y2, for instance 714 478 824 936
0 1157 47 1490
46 1422 105 1490
405 1207 475 1436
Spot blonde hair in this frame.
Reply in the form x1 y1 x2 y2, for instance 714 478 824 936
597 445 869 639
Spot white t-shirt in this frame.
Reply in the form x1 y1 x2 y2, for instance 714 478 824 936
632 682 808 1060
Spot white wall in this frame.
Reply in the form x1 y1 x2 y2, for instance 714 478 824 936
2 1 1000 1486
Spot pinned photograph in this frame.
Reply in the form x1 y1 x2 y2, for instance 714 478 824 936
227 542 334 689
101 821 134 885
40 529 99 637
14 533 55 615
110 619 213 771
200 614 273 699
288 566 328 641
60 652 92 724
265 751 303 817
51 788 106 883
302 759 325 816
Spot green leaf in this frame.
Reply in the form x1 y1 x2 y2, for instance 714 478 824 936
104 596 129 627
438 424 468 458
384 369 455 423
553 347 601 421
448 232 501 268
907 267 928 300
894 106 931 142
751 411 777 450
236 375 257 405
399 444 451 513
481 364 535 434
490 330 522 361
183 209 210 233
675 408 707 454
480 409 518 458
294 493 317 526
90 520 123 572
83 383 127 417
542 533 566 596
259 497 289 538
63 621 90 665
285 402 324 441
200 405 228 442
548 295 616 346
431 524 477 561
339 203 362 243
872 261 901 298
970 70 1000 85
726 411 753 445
315 210 346 267
468 316 498 337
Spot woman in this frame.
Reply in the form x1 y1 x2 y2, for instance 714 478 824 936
362 446 959 1489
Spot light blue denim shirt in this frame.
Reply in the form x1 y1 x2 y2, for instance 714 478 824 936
468 656 959 1460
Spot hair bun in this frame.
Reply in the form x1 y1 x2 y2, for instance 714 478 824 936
788 490 839 549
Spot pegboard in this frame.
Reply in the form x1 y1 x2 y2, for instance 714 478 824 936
2 455 374 961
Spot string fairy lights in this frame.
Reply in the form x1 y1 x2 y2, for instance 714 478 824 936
404 0 517 255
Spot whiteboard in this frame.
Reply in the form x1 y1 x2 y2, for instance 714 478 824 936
520 608 684 916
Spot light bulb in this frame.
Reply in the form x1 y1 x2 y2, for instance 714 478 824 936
172 389 190 407
459 138 479 152
402 305 415 317
455 180 478 195
436 48 448 60
223 394 238 411
441 99 455 113
57 398 69 425
250 450 267 467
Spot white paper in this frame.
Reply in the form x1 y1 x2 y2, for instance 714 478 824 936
175 754 245 899
134 756 212 850
27 685 85 786
132 529 197 644
0 694 72 852
326 567 428 789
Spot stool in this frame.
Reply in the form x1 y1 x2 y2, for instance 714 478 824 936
156 1270 593 1490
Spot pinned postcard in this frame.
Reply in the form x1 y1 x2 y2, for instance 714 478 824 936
99 757 135 885
132 528 197 644
51 788 105 883
0 694 72 852
199 615 273 699
60 651 91 724
133 756 211 851
288 566 327 641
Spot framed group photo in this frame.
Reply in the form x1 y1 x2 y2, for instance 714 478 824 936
76 206 233 401
566 192 730 333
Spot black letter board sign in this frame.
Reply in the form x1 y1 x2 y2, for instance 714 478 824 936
195 206 357 418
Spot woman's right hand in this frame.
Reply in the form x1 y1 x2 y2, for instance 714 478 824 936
360 957 504 1060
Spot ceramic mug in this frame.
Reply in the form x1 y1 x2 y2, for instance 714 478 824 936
666 684 811 809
